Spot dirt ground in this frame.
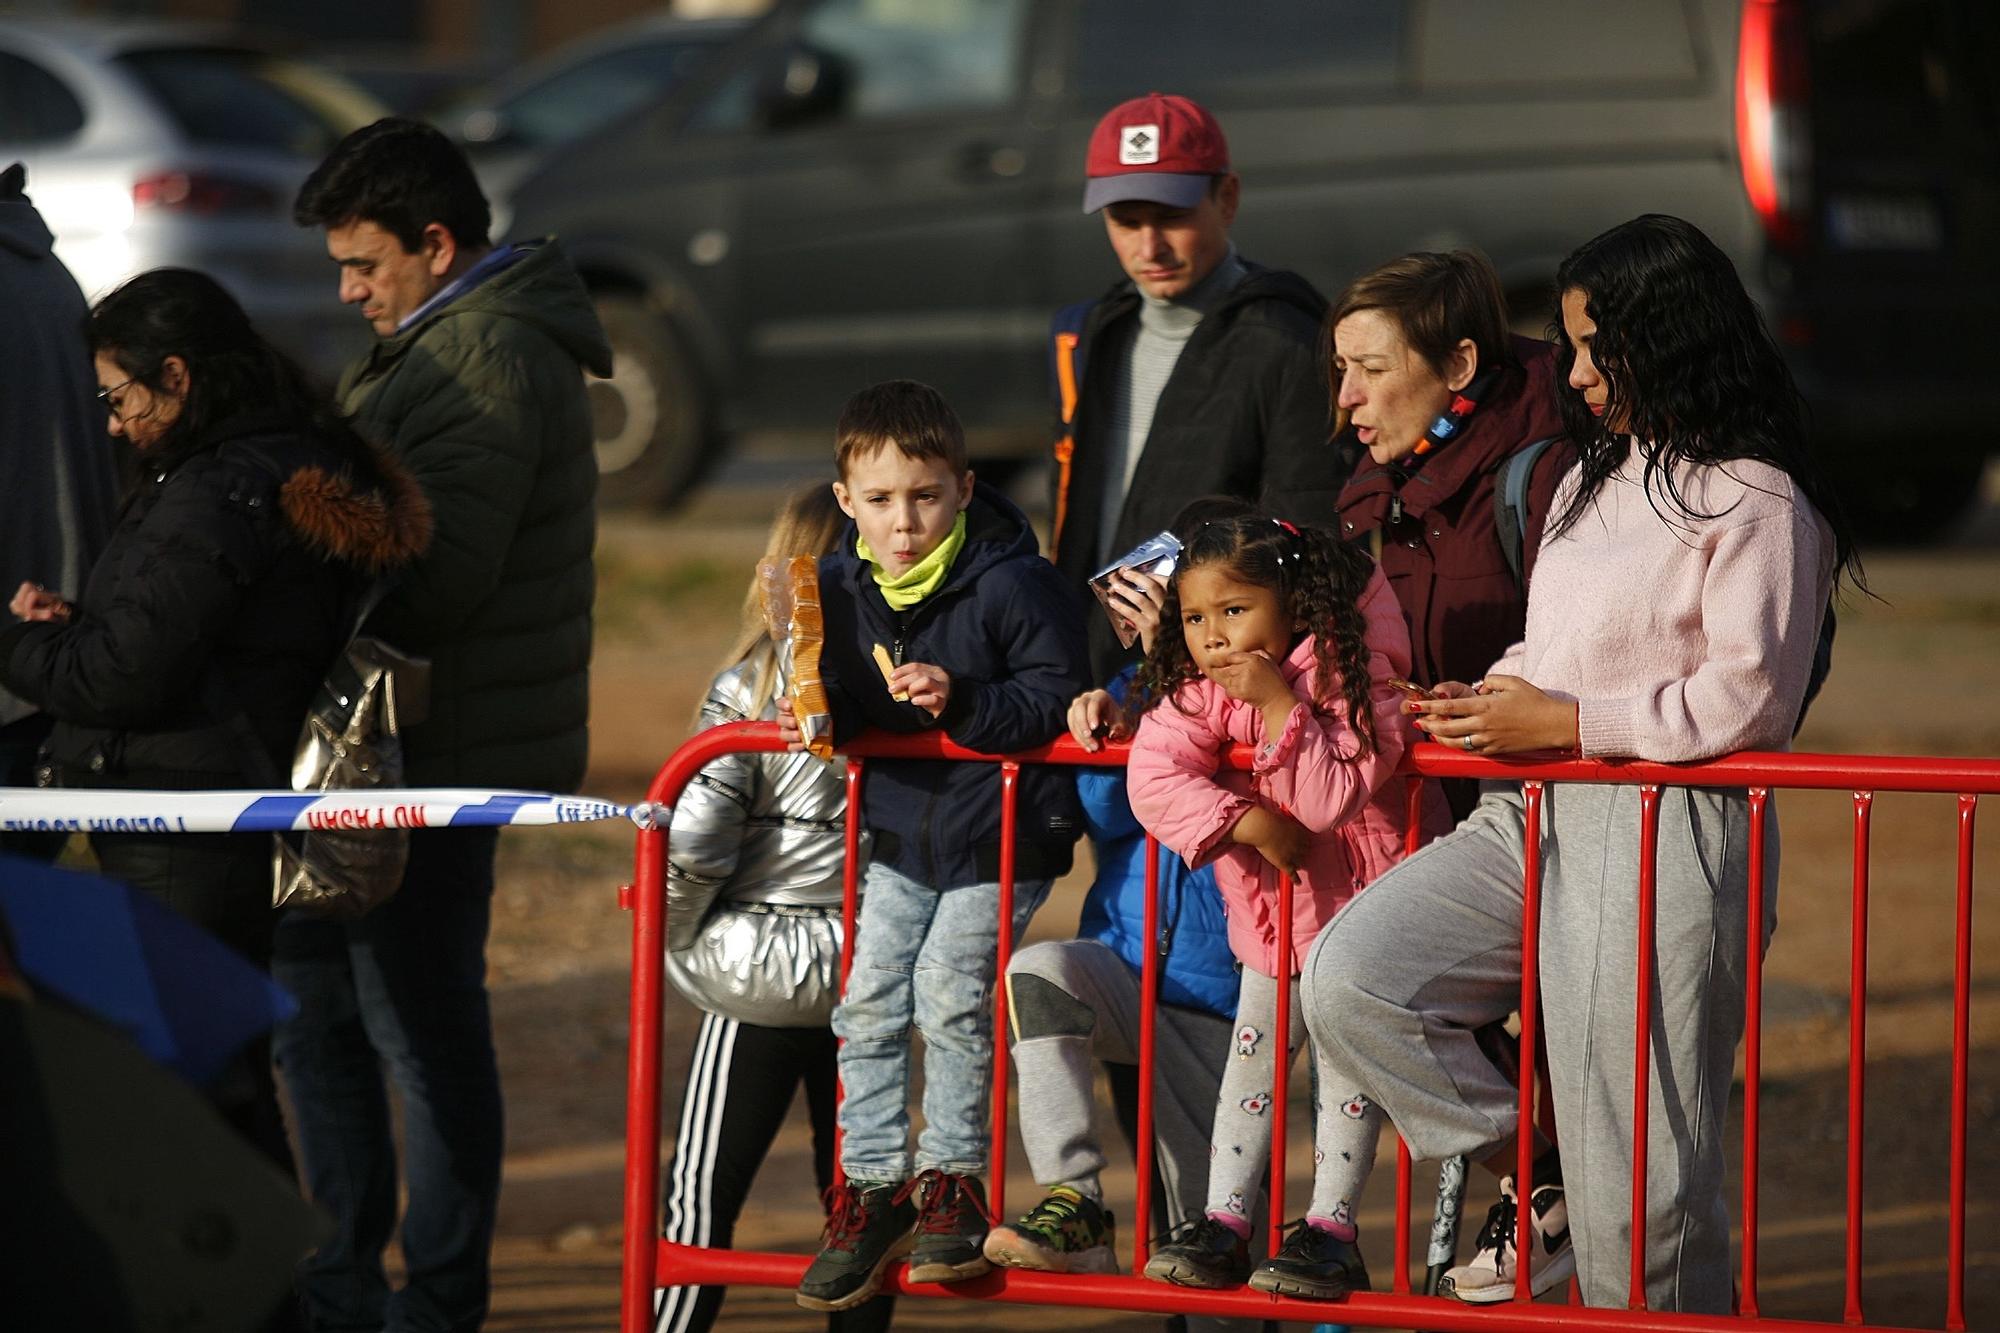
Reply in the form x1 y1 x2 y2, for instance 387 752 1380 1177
474 471 2000 1332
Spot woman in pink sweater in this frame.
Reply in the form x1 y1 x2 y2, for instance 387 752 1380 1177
1125 514 1437 1299
1301 215 1860 1313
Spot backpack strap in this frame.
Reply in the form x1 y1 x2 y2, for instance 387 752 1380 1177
1047 300 1095 563
1493 436 1558 591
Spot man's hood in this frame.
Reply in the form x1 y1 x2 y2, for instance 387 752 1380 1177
0 165 58 262
390 237 613 378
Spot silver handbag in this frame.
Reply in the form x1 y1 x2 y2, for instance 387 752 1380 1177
272 632 430 917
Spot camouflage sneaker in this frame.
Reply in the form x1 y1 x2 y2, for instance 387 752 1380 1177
982 1186 1120 1274
795 1179 917 1313
904 1170 994 1284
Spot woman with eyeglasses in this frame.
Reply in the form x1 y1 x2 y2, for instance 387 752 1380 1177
0 269 430 1195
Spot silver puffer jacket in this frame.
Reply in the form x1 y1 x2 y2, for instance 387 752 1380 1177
664 656 864 1027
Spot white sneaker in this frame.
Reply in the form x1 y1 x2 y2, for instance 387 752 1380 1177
1438 1176 1574 1304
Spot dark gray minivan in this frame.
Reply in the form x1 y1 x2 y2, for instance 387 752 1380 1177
505 0 2000 537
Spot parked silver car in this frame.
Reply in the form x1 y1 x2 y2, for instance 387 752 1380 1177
0 19 387 385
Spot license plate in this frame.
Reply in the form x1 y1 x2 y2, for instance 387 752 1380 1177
1824 194 1943 251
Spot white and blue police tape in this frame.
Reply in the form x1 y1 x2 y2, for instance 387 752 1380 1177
0 787 664 836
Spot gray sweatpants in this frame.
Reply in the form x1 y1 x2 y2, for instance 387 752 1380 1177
1303 783 1772 1312
1006 938 1264 1333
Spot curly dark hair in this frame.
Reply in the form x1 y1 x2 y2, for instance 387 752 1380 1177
1547 214 1861 590
1135 514 1382 755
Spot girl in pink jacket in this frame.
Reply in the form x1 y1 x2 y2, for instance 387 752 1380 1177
1126 514 1431 1299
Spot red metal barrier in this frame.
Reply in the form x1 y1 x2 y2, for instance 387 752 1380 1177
620 726 1998 1333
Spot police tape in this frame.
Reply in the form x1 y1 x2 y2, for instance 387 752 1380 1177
0 787 665 836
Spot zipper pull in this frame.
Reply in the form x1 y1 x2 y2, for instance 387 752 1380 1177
1388 495 1404 526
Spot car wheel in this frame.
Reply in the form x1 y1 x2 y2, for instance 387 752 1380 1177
587 293 713 509
1833 454 1986 546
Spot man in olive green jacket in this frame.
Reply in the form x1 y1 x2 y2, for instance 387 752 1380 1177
276 118 610 1333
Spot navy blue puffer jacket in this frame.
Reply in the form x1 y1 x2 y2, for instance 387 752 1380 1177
819 482 1088 889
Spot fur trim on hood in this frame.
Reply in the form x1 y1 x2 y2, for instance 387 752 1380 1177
279 440 433 575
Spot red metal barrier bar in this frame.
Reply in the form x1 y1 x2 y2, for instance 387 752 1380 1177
1946 794 1975 1332
833 760 864 1187
1410 745 2000 794
623 724 2000 1332
1630 784 1662 1310
657 1237 1905 1332
622 816 666 1332
1741 787 1770 1317
1515 779 1546 1302
1135 835 1162 1269
1846 791 1873 1325
1396 773 1422 1294
1270 869 1294 1253
621 721 791 1333
991 762 1021 1221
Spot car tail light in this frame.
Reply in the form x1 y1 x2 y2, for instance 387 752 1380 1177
1736 0 1811 251
132 171 282 215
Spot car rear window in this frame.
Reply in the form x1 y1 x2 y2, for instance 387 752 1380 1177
0 50 86 144
114 47 375 157
1074 0 1402 103
496 34 726 149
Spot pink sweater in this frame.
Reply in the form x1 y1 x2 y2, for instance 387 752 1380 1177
1492 451 1834 761
1129 568 1443 977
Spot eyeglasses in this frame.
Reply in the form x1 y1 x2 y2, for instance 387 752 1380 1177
96 377 139 421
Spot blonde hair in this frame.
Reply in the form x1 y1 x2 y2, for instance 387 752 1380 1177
710 482 849 722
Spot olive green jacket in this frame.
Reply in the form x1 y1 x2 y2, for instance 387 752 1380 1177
338 238 611 791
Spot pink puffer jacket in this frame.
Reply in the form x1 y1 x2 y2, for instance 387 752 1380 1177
1128 568 1444 977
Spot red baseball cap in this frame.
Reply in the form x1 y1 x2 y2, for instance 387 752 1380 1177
1082 92 1230 214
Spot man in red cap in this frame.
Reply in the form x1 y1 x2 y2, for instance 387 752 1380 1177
987 94 1346 1325
1044 91 1345 681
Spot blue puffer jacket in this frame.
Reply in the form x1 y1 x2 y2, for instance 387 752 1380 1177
820 482 1088 890
1074 672 1237 1020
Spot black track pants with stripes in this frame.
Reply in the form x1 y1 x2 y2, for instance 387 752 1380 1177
654 1010 896 1333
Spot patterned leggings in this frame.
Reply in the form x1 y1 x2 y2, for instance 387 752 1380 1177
1203 965 1384 1231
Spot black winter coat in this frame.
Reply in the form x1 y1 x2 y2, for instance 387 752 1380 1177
0 416 431 789
1052 263 1346 680
819 483 1088 889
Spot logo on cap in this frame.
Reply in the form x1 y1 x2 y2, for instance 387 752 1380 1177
1119 124 1161 166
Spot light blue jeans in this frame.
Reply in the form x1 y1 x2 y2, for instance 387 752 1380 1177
833 862 1051 1182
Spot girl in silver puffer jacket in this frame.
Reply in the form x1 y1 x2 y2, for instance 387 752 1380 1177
656 485 889 1333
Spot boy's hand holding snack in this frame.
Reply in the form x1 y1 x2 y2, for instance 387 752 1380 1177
889 662 951 718
1230 805 1311 876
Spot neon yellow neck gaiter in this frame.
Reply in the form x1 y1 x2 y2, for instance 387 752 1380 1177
858 513 968 610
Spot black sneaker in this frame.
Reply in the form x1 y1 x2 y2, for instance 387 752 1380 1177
1141 1215 1252 1289
796 1180 917 1312
1248 1218 1371 1299
905 1170 994 1283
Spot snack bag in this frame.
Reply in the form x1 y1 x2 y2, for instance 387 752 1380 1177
758 556 835 758
1088 531 1182 649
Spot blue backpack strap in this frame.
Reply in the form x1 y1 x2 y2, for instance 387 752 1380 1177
1493 436 1558 590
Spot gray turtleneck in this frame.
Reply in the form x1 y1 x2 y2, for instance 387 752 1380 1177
1098 246 1249 563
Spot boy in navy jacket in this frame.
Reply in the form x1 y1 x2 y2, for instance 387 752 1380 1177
780 380 1088 1314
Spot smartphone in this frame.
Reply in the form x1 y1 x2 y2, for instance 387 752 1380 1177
1385 675 1434 701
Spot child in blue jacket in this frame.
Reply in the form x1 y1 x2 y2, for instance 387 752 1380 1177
779 380 1089 1314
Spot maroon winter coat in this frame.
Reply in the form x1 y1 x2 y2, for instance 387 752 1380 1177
1334 336 1574 694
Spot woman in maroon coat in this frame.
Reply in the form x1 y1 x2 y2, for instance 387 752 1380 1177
1329 252 1572 818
